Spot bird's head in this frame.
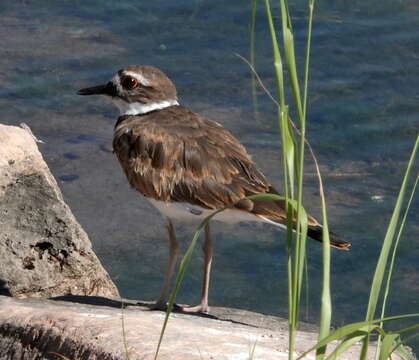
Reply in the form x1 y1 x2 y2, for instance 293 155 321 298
77 65 178 115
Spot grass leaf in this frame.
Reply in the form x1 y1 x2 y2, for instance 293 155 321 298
361 135 418 358
297 313 419 360
379 334 400 360
154 193 305 360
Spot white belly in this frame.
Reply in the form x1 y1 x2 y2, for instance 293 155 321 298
147 198 265 224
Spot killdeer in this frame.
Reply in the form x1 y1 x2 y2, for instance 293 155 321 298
77 65 350 313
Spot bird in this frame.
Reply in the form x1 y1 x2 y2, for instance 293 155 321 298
77 65 351 313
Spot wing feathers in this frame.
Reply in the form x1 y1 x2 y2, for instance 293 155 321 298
112 105 349 249
113 106 283 217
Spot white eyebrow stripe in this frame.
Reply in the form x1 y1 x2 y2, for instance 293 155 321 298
111 74 123 94
123 71 151 86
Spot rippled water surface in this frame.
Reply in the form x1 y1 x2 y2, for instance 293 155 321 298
1 0 418 353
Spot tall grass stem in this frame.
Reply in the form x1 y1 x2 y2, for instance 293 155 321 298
361 135 418 359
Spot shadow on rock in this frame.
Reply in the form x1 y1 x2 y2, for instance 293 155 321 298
0 280 11 296
51 295 124 308
51 295 218 320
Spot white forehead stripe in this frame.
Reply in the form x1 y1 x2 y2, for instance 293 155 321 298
111 99 179 115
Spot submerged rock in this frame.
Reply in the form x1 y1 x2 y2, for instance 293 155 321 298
0 124 118 298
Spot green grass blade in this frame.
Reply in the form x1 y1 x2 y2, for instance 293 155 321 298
264 0 285 109
249 338 259 360
154 207 225 360
296 1 332 359
395 345 416 360
361 135 418 358
263 5 299 359
120 298 131 360
393 322 419 335
48 353 71 360
380 174 419 310
392 332 419 359
325 334 367 360
316 201 331 359
279 0 303 121
375 174 419 358
296 313 419 360
298 324 371 359
303 0 314 120
378 334 399 360
154 193 301 359
266 3 312 359
281 107 296 198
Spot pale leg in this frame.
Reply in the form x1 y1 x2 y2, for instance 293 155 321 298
153 218 179 310
181 223 213 313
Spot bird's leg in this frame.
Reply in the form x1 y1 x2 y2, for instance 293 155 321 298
152 218 179 310
181 223 213 313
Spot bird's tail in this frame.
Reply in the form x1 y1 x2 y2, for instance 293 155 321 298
257 215 351 250
307 225 351 250
248 187 351 250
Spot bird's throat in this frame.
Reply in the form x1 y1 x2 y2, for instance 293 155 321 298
112 98 179 116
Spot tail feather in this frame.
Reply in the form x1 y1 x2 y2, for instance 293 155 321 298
257 215 351 250
249 189 351 250
307 225 351 250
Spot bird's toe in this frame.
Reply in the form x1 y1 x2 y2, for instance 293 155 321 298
179 303 210 314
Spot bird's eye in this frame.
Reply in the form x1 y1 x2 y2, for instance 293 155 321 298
121 76 138 90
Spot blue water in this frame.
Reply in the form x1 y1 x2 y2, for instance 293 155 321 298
1 0 418 354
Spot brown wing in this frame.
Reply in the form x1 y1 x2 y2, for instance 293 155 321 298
112 105 313 225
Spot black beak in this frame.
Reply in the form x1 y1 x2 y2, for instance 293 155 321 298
77 81 117 96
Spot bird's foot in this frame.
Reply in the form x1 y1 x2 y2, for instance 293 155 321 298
179 303 210 314
149 301 183 312
148 300 209 314
149 301 168 311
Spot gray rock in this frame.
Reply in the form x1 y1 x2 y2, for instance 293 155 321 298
0 124 119 299
0 296 411 360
